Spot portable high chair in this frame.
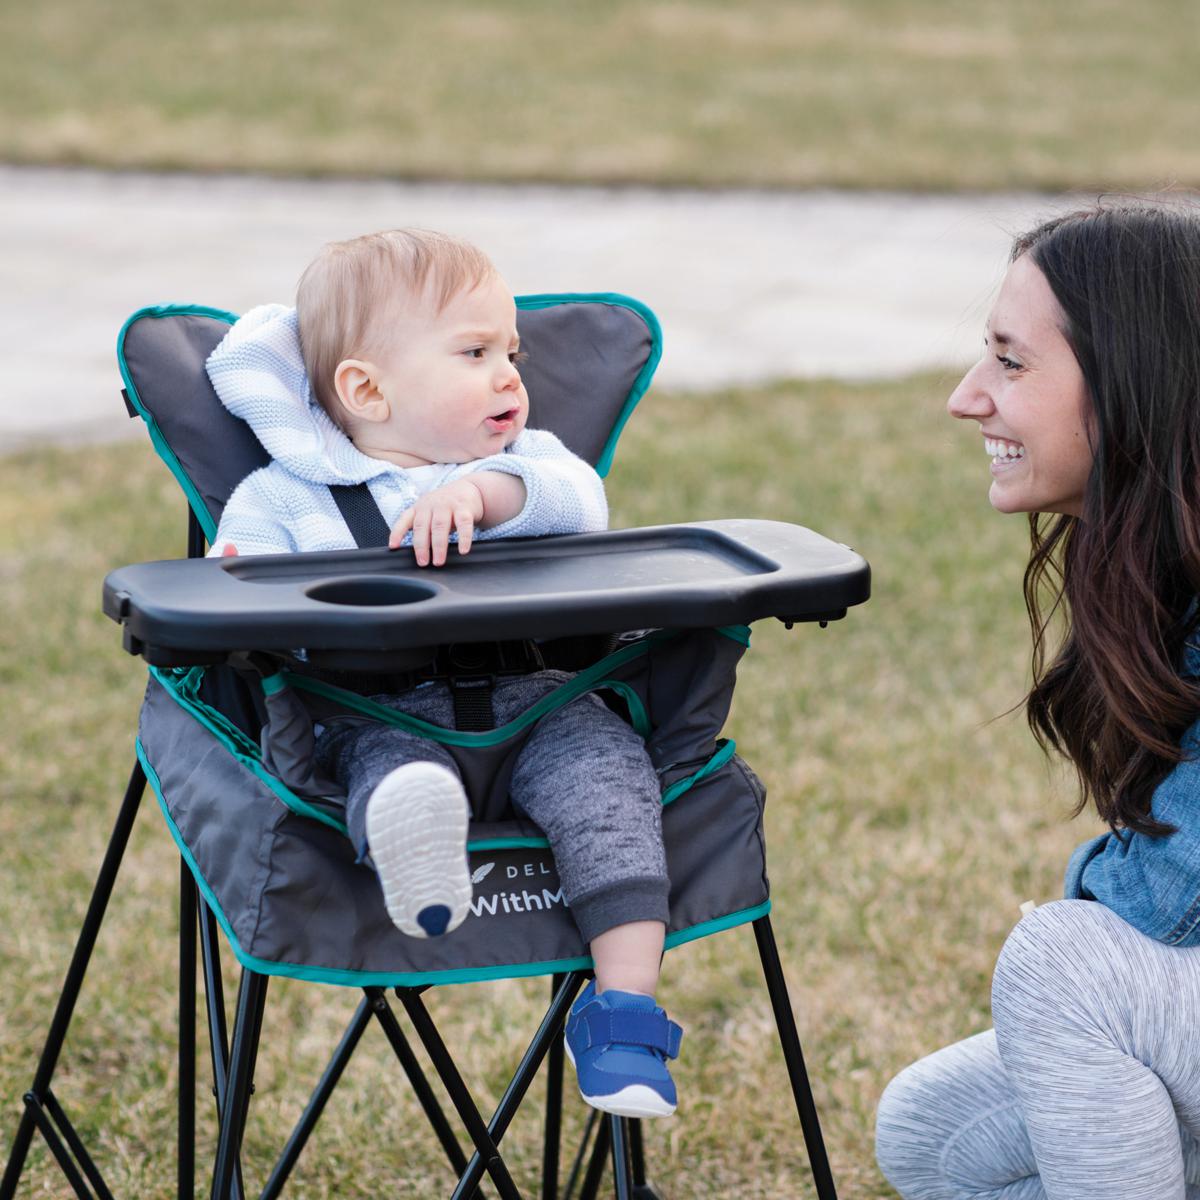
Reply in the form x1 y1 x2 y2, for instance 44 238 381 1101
1 294 869 1200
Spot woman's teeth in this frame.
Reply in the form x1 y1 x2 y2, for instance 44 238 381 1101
985 437 1025 461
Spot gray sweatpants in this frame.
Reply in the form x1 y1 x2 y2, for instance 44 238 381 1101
875 899 1200 1199
312 671 669 945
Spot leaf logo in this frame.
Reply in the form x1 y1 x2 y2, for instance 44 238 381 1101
471 862 496 885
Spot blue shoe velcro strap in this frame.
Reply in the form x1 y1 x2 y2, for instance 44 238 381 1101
580 1008 683 1059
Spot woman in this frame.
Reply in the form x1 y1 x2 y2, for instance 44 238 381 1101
875 202 1200 1199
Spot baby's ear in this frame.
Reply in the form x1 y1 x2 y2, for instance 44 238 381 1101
333 358 388 423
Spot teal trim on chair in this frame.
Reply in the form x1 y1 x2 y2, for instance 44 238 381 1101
591 679 652 739
466 836 552 852
150 667 351 836
716 624 752 648
116 304 238 543
661 739 738 807
663 901 771 953
272 631 670 749
261 671 289 696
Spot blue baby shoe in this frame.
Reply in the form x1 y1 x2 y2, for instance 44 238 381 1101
564 981 683 1118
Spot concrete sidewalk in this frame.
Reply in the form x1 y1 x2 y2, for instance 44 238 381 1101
1 165 1072 452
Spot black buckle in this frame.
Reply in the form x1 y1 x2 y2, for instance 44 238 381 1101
439 641 543 731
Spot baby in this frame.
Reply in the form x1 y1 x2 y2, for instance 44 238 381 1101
206 229 682 1119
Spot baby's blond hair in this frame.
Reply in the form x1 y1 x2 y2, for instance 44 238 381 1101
296 228 497 426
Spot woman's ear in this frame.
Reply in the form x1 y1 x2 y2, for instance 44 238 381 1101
333 358 389 424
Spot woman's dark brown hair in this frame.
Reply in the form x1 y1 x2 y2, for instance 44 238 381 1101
1018 201 1200 835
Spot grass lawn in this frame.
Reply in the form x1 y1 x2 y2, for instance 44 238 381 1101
2 0 1198 191
0 374 1099 1197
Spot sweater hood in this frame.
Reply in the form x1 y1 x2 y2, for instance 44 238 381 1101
205 304 391 486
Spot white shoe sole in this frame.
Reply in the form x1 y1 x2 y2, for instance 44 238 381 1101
564 1034 676 1118
365 762 471 939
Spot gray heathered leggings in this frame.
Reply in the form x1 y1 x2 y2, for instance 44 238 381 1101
875 899 1200 1199
312 671 668 945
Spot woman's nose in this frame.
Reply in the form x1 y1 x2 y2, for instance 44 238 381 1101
947 360 993 420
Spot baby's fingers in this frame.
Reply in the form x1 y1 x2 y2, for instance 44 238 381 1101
429 506 454 567
456 506 476 556
388 508 416 551
410 505 433 567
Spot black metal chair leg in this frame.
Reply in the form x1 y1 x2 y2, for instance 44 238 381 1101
199 903 230 1098
0 761 146 1200
39 1091 111 1199
609 1119 632 1200
180 862 197 1200
369 990 470 1179
577 1116 611 1200
210 970 268 1200
396 990 525 1200
257 995 374 1200
18 1098 94 1199
754 916 838 1200
627 1121 662 1199
562 1108 599 1200
451 972 585 1200
198 902 245 1200
542 975 567 1200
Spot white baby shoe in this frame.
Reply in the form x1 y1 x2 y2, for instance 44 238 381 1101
365 762 472 938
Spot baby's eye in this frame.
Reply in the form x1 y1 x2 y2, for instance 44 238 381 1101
464 347 486 359
510 350 528 366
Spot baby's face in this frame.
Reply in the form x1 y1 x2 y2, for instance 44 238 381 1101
364 273 528 467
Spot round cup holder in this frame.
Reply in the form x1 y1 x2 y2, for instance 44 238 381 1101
306 576 437 607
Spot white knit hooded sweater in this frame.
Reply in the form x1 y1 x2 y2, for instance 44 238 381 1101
205 305 608 556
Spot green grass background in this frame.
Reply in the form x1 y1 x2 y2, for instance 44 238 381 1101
0 376 1100 1196
2 0 1198 190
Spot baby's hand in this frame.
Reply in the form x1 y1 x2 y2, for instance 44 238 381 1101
388 479 485 566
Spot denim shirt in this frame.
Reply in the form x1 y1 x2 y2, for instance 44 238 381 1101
1063 640 1200 945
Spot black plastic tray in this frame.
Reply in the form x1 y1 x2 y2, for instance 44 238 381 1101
103 519 870 665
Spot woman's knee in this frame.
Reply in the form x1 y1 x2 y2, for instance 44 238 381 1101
992 899 1132 1044
876 1032 1005 1196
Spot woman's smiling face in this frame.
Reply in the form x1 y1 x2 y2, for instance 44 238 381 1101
948 253 1093 518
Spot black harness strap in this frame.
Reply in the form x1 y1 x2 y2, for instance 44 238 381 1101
451 677 496 731
329 483 391 548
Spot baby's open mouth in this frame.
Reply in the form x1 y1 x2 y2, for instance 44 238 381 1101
485 408 520 431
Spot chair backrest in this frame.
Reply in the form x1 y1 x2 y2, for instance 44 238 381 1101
117 294 662 541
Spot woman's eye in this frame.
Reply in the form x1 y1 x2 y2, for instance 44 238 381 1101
997 354 1022 371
